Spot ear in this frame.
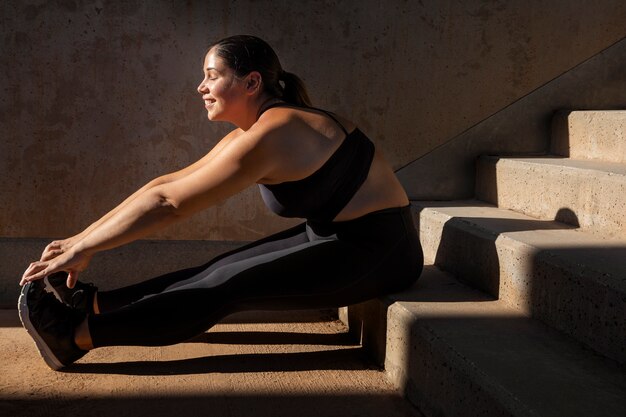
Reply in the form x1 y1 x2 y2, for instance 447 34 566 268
244 71 262 95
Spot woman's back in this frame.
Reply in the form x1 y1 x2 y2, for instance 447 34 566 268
251 103 410 222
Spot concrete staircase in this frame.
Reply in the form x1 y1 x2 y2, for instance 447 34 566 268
343 110 626 417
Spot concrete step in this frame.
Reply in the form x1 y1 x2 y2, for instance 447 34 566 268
551 110 626 163
413 200 626 364
475 155 626 238
344 266 626 417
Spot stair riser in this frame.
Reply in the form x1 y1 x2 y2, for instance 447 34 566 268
418 208 626 364
552 111 626 163
476 157 626 239
384 304 519 417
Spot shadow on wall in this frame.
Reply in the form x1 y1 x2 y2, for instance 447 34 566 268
551 109 574 158
397 37 626 201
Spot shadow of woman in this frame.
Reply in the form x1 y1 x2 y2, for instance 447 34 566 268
61 347 368 376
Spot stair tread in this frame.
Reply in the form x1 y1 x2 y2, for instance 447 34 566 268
383 265 626 417
476 155 626 239
413 200 626 290
564 109 626 114
481 154 626 175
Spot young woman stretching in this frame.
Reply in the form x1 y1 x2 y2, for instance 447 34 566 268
18 35 424 370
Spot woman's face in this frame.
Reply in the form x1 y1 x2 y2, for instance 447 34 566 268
197 48 246 122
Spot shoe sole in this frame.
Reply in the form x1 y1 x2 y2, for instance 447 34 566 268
18 283 65 371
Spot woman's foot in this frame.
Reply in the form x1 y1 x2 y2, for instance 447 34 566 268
18 281 88 370
43 271 98 315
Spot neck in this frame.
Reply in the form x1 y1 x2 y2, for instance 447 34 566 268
256 96 282 119
236 94 276 131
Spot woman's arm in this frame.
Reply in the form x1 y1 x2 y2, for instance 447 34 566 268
39 129 242 262
40 176 169 260
21 126 275 287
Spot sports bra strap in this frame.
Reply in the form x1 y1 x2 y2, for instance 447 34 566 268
259 102 349 136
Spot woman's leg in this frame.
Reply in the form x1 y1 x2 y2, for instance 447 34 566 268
96 222 308 312
87 207 423 348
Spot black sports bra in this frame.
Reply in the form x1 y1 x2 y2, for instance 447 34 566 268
257 103 375 222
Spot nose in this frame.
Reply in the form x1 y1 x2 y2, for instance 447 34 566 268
197 78 208 95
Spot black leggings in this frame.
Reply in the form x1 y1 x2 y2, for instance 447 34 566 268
89 205 423 347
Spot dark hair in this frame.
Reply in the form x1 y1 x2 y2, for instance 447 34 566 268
208 35 312 107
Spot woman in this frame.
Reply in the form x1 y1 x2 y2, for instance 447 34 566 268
18 35 424 370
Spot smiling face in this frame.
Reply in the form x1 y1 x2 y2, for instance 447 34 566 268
197 48 248 123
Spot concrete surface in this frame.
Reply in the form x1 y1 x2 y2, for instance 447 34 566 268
552 110 626 163
397 37 626 201
351 266 626 417
413 200 626 365
475 155 626 238
0 309 423 417
2 1 626 240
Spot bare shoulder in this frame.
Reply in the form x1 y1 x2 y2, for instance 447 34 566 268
206 117 297 176
245 110 303 148
249 105 358 183
215 122 278 155
257 105 356 139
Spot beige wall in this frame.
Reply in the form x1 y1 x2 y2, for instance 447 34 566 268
2 1 626 241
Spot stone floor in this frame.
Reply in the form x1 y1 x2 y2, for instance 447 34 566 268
0 309 422 417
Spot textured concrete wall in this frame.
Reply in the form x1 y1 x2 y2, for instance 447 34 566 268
398 38 626 200
2 0 626 241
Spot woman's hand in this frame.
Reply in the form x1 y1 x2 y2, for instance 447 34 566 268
39 236 81 262
20 247 93 289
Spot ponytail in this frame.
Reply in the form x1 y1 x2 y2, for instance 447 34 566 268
278 70 312 107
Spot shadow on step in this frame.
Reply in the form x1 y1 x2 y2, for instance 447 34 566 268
394 312 626 417
189 330 352 346
348 263 626 417
431 209 580 299
389 265 495 303
418 203 625 364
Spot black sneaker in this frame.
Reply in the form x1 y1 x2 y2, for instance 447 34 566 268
18 281 88 370
42 272 97 315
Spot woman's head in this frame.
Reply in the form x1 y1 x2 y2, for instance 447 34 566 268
207 35 311 107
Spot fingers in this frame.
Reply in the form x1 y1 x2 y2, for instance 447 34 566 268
67 271 79 289
21 244 90 287
40 241 63 261
43 241 62 254
20 261 51 286
41 248 64 262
